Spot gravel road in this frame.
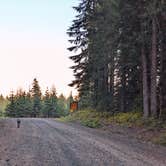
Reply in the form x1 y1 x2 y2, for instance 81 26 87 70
0 118 166 166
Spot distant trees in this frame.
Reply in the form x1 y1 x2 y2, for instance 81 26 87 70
6 91 17 117
57 94 68 116
5 79 70 118
42 87 52 117
68 0 166 119
49 86 59 117
42 86 59 118
31 78 42 117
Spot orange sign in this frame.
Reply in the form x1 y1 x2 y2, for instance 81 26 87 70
70 102 78 111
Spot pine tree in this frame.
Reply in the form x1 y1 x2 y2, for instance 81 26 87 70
25 90 33 117
57 94 68 116
43 87 51 117
15 88 27 117
67 0 96 109
67 0 166 120
68 0 142 112
50 85 58 117
5 91 16 117
31 78 42 117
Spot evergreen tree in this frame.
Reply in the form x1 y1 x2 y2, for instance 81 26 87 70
25 89 33 117
68 0 166 120
57 94 68 116
15 89 27 117
67 0 95 108
50 85 58 117
42 87 52 117
6 91 16 117
31 78 42 117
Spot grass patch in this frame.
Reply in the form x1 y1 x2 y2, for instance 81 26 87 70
58 110 106 128
58 110 166 129
58 110 142 128
81 119 101 128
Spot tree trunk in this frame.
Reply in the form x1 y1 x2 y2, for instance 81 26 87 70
159 11 166 119
142 46 150 118
121 68 126 112
150 17 158 118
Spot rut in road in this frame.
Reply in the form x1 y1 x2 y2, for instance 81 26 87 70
0 118 166 166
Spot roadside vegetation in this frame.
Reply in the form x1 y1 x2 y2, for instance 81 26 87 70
59 110 148 128
59 110 166 145
59 110 102 128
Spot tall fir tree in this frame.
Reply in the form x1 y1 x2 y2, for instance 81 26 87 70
43 87 52 117
6 91 16 117
31 78 42 117
50 85 58 117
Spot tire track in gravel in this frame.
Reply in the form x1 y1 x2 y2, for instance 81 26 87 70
32 119 125 166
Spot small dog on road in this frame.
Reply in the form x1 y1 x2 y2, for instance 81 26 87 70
17 119 21 128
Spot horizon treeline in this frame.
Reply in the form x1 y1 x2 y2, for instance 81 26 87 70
0 78 74 118
68 0 165 119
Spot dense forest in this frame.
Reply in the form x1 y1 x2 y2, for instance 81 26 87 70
0 78 73 118
68 0 166 119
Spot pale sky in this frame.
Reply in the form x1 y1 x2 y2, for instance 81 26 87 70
0 0 77 97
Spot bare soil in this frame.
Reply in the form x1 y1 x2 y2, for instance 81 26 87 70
0 118 166 166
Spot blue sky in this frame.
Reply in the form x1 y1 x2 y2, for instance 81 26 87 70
0 0 78 96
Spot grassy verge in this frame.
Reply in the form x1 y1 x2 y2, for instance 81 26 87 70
58 110 166 145
58 110 144 127
58 110 102 128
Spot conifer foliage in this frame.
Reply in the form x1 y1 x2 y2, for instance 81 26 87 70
5 79 70 118
31 78 42 117
68 0 166 119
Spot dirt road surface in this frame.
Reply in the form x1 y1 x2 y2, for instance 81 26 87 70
0 118 166 166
